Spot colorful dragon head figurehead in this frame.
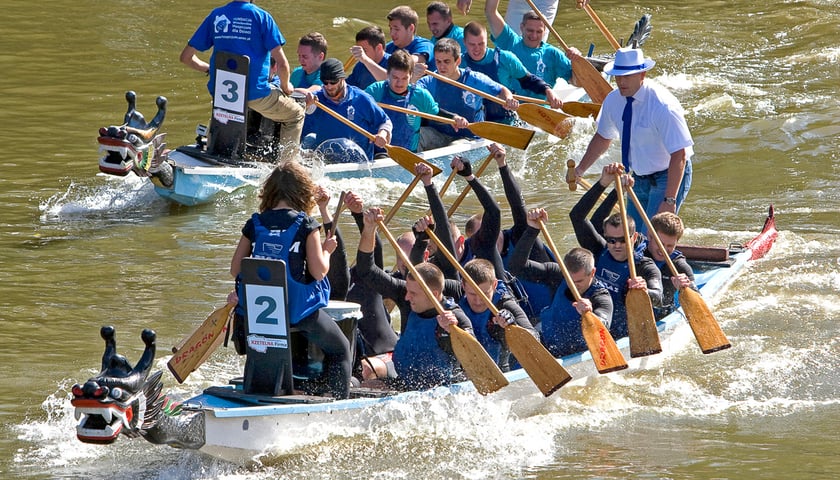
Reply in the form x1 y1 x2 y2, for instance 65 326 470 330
71 326 163 444
97 91 169 178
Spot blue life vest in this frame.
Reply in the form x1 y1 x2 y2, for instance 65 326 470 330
392 310 455 389
653 250 684 318
596 250 632 339
500 239 554 318
539 280 603 357
241 212 330 325
458 285 506 362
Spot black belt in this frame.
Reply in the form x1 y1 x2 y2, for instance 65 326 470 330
633 168 667 180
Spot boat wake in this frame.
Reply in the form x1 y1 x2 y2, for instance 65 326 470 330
40 175 165 222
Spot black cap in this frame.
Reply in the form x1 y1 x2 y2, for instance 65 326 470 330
319 58 347 82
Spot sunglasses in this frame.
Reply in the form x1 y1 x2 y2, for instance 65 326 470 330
604 236 627 245
322 79 341 85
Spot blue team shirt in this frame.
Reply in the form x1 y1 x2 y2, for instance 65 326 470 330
491 24 572 87
188 1 285 101
346 53 391 90
290 66 322 89
463 47 535 96
416 68 503 137
432 24 466 53
385 36 435 65
301 86 391 160
365 81 439 151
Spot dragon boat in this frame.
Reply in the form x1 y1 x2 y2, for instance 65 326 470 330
94 11 654 207
96 88 497 206
95 48 510 206
69 206 777 464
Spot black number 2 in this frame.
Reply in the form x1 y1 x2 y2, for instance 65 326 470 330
254 295 279 325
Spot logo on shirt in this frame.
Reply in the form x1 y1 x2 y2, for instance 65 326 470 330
347 106 356 121
462 91 480 109
214 15 231 34
598 268 621 292
258 243 285 256
535 57 546 77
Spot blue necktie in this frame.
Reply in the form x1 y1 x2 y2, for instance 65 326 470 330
621 96 634 171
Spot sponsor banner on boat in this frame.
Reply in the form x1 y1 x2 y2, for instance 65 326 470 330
213 108 245 125
246 334 288 353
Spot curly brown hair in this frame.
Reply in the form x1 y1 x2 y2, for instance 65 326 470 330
258 162 316 213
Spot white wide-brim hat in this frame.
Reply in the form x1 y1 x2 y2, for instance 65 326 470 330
604 47 655 76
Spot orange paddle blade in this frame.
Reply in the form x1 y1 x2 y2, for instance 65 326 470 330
505 324 572 396
450 325 509 395
679 288 731 354
167 304 234 383
580 311 628 374
625 289 662 357
516 103 574 138
561 101 602 118
385 144 442 176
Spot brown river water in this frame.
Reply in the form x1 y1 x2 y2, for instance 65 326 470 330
0 1 837 478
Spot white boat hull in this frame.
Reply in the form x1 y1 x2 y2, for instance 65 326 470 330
186 236 766 463
153 139 492 205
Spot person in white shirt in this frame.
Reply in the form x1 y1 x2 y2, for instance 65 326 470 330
575 47 694 234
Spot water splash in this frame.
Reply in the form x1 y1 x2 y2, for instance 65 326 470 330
39 175 165 222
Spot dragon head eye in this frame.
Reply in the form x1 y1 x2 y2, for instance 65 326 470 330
109 387 125 401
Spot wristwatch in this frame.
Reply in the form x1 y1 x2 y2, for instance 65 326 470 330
663 197 677 205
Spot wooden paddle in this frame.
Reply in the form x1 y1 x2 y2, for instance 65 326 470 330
424 70 574 138
613 174 662 357
565 159 578 191
537 220 628 373
377 220 509 394
523 0 613 104
422 158 466 218
446 151 495 217
377 102 535 150
383 174 422 225
167 303 235 383
625 187 731 354
582 4 621 50
425 228 572 396
567 161 616 212
512 94 602 118
329 190 346 238
343 55 358 73
313 100 442 176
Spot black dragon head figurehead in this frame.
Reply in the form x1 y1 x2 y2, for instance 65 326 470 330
71 326 163 444
97 91 169 180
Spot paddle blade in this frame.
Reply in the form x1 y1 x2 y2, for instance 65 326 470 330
562 101 602 118
580 311 628 374
385 144 442 176
571 55 613 104
516 103 574 138
167 304 234 383
679 288 731 354
450 325 509 395
505 324 572 396
625 289 662 357
468 121 535 150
